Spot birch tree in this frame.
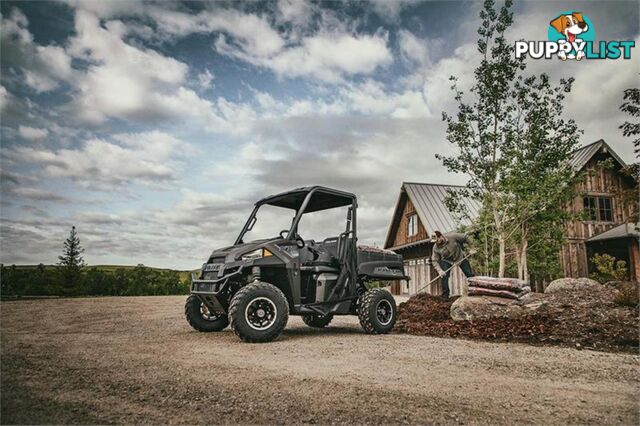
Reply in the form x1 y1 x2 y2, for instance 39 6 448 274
439 0 580 279
437 0 520 277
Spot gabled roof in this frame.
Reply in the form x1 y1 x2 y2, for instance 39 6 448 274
384 182 481 248
568 139 626 171
587 222 639 243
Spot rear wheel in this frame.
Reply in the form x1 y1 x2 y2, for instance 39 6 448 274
302 313 333 328
229 282 289 343
184 295 229 332
358 288 397 334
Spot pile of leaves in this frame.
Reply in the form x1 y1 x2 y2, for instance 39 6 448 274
395 286 639 353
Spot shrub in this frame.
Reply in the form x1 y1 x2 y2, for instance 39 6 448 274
590 253 628 283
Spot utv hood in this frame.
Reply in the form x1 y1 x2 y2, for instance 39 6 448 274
207 238 282 263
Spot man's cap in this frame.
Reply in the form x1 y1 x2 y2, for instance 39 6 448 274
434 230 443 238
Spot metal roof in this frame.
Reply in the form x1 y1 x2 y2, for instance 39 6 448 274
587 222 639 243
568 139 626 171
383 182 482 248
403 183 482 235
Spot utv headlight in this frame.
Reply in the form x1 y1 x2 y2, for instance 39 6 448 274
240 248 273 262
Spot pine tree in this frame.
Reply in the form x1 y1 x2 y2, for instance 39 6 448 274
58 226 86 294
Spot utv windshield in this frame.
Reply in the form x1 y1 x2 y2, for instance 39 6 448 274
237 204 295 243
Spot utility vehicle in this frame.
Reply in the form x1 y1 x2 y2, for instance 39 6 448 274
185 186 408 343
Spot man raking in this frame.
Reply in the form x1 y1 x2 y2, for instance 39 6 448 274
431 231 475 299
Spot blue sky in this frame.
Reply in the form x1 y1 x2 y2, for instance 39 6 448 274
1 0 638 269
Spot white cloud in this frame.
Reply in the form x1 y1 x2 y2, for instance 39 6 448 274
6 187 69 202
0 8 73 92
217 30 393 83
18 126 49 141
68 10 189 123
339 80 430 118
369 0 414 22
0 86 11 111
277 0 313 27
93 3 392 83
148 7 285 57
62 8 258 134
5 131 192 189
398 29 431 66
197 69 215 90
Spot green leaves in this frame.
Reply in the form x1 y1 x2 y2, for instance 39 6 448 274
439 0 581 279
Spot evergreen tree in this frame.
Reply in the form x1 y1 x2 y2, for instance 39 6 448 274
57 226 86 295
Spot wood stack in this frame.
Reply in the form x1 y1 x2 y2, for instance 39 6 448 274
467 276 530 299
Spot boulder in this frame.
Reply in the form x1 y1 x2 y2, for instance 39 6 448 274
450 295 548 321
545 277 601 294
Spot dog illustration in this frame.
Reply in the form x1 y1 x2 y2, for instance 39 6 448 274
550 12 589 60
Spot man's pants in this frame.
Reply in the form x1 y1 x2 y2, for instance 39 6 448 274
439 259 474 299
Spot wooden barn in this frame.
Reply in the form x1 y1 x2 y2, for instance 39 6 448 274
384 140 639 296
563 140 639 280
383 182 481 296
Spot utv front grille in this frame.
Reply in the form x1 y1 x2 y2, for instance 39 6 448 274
196 282 220 293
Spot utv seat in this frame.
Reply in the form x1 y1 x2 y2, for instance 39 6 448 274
301 238 339 270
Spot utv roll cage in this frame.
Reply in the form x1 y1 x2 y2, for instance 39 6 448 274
235 186 358 245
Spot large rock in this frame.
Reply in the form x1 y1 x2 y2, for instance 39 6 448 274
545 277 601 294
450 295 547 321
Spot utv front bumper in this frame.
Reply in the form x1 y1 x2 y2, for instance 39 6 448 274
190 268 243 313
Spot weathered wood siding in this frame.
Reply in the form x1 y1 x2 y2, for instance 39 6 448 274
630 240 640 281
403 258 468 296
392 195 429 247
562 155 637 277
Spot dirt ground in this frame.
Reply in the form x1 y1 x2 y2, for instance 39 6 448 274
1 296 638 424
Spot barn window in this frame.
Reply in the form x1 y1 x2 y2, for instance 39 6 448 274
598 197 613 222
407 214 418 237
583 196 613 222
583 197 597 220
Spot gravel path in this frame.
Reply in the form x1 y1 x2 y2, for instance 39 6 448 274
2 296 638 424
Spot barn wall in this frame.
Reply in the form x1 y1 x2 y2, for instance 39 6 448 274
392 196 429 248
393 242 468 297
629 239 640 281
562 154 637 278
403 258 468 296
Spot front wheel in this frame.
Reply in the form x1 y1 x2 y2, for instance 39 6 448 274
185 295 229 332
228 282 289 343
358 288 397 334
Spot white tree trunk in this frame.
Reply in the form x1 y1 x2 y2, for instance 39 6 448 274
498 233 506 278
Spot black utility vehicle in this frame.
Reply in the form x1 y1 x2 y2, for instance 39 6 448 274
185 186 408 343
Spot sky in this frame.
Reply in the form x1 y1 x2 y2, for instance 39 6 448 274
1 0 638 269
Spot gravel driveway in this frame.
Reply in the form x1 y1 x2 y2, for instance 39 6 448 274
2 296 638 424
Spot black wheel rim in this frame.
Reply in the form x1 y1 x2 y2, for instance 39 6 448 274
376 299 393 326
200 303 222 321
245 297 277 330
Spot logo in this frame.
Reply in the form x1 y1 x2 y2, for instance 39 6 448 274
515 11 634 61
